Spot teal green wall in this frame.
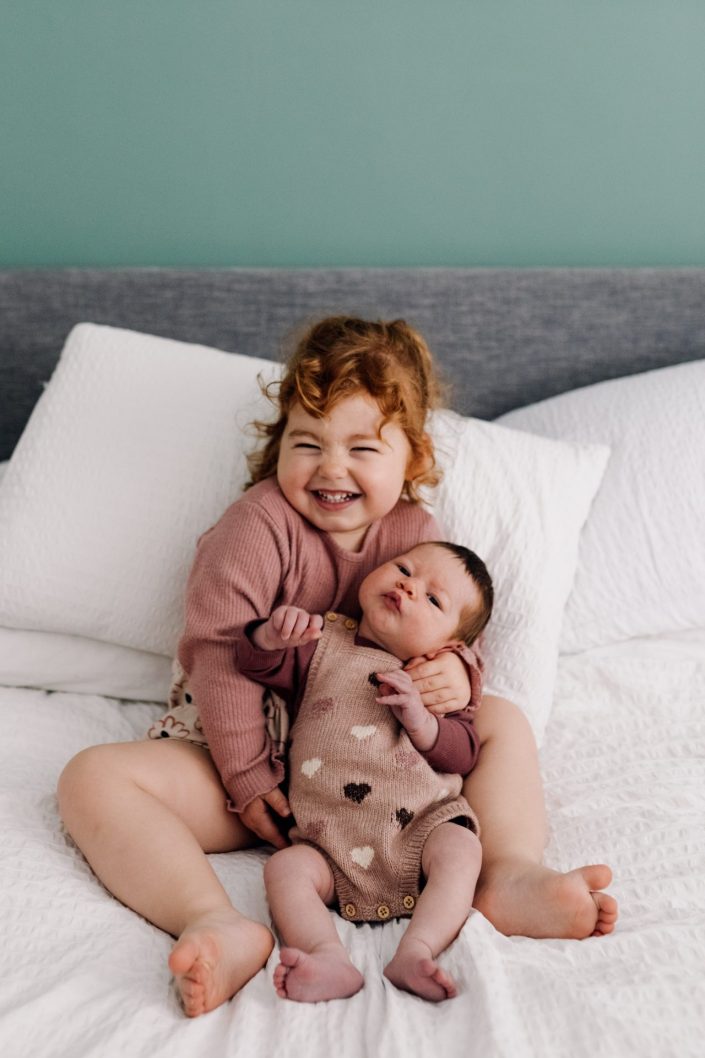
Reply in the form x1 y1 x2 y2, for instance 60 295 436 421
3 2 705 267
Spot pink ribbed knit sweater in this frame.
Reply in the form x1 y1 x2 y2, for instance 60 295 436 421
177 477 442 809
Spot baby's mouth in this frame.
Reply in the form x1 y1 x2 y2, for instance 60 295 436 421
383 591 402 612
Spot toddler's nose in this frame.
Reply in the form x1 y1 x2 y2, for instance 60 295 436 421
319 452 347 479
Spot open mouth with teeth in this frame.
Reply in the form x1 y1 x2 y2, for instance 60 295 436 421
311 489 361 509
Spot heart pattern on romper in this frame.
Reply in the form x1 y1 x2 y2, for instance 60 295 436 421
344 782 372 804
303 819 326 843
309 697 335 717
351 846 375 870
393 749 420 769
395 807 415 829
351 725 377 740
301 758 322 778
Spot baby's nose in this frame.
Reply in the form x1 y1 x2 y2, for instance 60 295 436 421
397 577 417 597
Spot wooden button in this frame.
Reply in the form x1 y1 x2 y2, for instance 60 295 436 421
402 895 416 910
344 618 357 630
377 904 390 920
344 903 357 918
325 612 338 622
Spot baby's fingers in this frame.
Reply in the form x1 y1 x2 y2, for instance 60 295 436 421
279 607 305 639
300 613 324 643
376 668 413 692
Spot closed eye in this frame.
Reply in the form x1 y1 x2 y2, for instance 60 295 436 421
294 442 320 450
427 594 441 609
396 564 411 576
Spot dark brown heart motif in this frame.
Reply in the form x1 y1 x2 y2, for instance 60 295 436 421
344 782 372 804
395 807 415 829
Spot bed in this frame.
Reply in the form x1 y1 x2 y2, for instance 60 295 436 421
0 268 704 1058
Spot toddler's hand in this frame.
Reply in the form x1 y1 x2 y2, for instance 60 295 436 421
240 787 292 850
404 649 470 715
253 606 323 651
375 667 438 751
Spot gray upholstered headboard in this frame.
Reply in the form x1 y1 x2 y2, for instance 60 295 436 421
2 267 704 461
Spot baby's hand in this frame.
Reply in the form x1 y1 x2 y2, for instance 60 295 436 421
253 606 323 652
375 667 439 751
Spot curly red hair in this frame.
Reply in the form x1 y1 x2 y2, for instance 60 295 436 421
246 316 446 503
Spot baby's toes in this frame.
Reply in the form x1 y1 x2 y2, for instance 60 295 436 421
273 962 290 997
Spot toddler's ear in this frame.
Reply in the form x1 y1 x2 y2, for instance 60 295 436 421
406 432 434 482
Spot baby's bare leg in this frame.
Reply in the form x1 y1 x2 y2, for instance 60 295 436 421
384 822 481 1001
467 695 618 939
57 739 273 1016
264 845 363 1002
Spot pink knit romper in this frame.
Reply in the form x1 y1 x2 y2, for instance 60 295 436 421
288 613 479 923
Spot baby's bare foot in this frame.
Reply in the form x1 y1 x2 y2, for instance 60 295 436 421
384 938 457 1002
273 944 363 1002
474 861 618 939
169 908 274 1017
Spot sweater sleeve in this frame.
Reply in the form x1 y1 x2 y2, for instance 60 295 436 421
421 710 480 776
177 494 292 810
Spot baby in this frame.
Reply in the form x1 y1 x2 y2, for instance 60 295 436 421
236 540 493 1002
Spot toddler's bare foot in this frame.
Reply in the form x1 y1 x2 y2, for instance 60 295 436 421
474 861 618 939
273 944 363 1002
384 938 457 1001
169 908 274 1017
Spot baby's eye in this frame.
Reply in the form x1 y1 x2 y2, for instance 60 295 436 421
397 564 411 576
294 442 320 450
352 445 380 453
427 594 441 609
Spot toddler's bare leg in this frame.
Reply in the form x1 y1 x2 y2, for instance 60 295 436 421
384 822 481 1001
264 845 363 1002
58 739 274 1017
467 695 618 939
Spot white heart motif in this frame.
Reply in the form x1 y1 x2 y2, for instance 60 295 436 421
350 846 375 870
301 758 322 778
351 725 377 741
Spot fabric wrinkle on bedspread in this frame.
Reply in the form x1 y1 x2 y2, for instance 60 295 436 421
1 630 704 1058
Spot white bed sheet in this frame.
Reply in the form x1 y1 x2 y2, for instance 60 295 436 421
1 629 704 1058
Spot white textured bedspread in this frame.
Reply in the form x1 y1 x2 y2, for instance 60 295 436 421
1 630 704 1058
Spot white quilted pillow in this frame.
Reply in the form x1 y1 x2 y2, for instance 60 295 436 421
0 324 279 657
497 360 705 652
426 410 609 739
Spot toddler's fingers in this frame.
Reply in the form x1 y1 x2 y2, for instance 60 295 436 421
409 672 447 695
264 787 292 818
402 655 426 671
405 658 442 683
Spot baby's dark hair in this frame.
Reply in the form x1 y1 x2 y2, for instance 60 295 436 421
434 541 493 646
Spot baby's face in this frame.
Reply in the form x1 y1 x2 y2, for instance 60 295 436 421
357 544 480 659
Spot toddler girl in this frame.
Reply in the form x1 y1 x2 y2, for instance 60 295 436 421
58 316 616 1019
